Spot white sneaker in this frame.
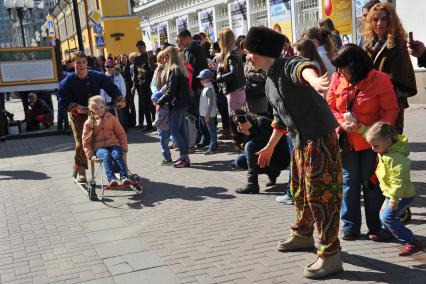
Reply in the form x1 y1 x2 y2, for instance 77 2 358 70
276 194 294 205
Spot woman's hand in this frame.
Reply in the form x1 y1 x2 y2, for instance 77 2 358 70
256 146 274 168
341 121 361 133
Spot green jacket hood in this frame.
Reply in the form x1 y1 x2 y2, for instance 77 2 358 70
387 134 409 157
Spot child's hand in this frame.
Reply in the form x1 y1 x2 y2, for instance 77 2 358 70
390 202 398 211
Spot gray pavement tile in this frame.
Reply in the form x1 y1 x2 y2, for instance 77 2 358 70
104 250 166 276
82 277 116 284
113 266 179 284
94 237 151 259
86 227 138 244
80 217 127 233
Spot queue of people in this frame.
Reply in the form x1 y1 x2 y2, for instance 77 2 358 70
52 0 425 279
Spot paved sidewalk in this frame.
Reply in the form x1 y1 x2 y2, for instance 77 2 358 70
0 101 425 283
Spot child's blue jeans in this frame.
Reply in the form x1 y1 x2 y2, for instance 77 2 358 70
95 145 127 182
205 117 217 150
380 197 415 244
158 128 171 160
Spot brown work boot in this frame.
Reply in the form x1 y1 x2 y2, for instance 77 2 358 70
303 253 344 279
76 167 87 183
276 235 315 252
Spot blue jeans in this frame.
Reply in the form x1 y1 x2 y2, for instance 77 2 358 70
169 106 189 156
341 149 384 234
158 129 171 160
380 197 415 244
205 117 217 150
95 145 127 182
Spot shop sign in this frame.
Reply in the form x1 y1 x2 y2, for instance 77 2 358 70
322 0 353 44
229 0 248 37
158 22 169 44
150 25 160 50
199 8 215 41
269 0 293 43
176 15 189 33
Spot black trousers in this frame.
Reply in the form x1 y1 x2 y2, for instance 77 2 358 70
137 84 154 127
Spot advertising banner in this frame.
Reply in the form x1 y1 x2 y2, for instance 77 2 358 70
269 0 293 43
176 15 189 33
229 0 248 37
150 25 159 51
158 21 169 44
322 0 353 44
199 8 215 41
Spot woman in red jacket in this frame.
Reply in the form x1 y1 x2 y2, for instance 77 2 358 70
327 44 399 241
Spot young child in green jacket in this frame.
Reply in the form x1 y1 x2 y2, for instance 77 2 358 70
366 121 422 256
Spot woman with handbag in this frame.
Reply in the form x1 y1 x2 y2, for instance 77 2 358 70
243 58 269 117
363 2 417 134
327 44 399 241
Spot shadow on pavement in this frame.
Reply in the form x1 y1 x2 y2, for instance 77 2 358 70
0 170 51 180
325 251 426 282
125 177 236 209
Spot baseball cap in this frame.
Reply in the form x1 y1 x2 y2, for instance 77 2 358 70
196 69 214 80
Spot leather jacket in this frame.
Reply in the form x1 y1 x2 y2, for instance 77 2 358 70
157 67 190 109
216 49 245 93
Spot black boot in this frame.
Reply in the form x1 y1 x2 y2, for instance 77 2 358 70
235 183 260 194
266 176 277 187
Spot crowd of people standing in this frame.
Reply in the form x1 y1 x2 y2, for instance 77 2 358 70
49 0 426 280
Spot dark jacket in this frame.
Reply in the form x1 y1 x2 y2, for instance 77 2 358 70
244 60 268 114
216 49 245 93
366 39 417 101
58 70 122 110
418 51 426 68
121 63 132 88
248 116 290 171
30 99 53 116
185 41 208 91
266 56 339 148
133 53 153 88
157 67 191 109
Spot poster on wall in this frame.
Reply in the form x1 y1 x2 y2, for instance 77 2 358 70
0 47 59 92
229 0 248 37
199 8 215 41
176 15 189 33
150 25 159 51
269 0 293 43
158 21 169 44
322 0 353 44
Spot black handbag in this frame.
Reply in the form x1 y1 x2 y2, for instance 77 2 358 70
339 89 361 153
244 79 266 99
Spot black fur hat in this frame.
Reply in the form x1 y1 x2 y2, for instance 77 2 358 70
244 26 286 58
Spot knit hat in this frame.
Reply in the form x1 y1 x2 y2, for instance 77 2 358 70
105 59 114 67
151 90 163 102
244 26 286 58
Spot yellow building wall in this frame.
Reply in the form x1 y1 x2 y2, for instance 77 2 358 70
100 17 143 57
98 0 130 17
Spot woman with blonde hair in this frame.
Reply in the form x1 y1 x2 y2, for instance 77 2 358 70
363 2 417 134
156 46 191 168
216 28 246 113
150 50 168 93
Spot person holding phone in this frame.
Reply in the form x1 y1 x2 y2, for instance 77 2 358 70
230 110 290 194
363 2 417 134
407 33 426 68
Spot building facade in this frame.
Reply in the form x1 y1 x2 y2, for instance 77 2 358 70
0 0 13 48
50 0 141 58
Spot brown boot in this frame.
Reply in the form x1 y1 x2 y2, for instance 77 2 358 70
76 167 87 183
303 253 344 279
276 235 315 252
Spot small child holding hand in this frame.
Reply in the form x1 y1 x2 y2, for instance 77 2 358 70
366 122 422 256
151 91 172 165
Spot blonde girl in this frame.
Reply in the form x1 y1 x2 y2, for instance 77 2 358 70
155 47 191 168
82 96 129 185
216 28 246 113
365 122 421 256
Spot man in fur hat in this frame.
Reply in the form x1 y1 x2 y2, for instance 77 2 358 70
244 26 343 279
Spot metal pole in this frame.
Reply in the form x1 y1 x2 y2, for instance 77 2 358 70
83 0 94 55
72 0 84 51
17 9 26 47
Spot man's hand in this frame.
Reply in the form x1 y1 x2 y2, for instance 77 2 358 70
407 40 426 58
310 73 329 93
341 121 361 133
256 145 274 168
204 116 210 124
390 201 398 211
